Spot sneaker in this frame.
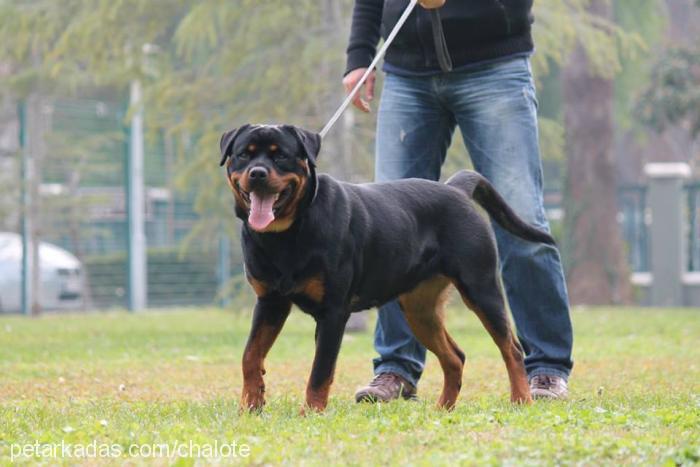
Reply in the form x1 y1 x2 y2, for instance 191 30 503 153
355 372 417 403
529 374 569 400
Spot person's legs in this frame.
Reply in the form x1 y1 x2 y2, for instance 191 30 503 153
372 72 455 388
446 57 573 381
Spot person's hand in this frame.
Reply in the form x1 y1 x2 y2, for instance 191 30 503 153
342 67 376 113
418 0 445 9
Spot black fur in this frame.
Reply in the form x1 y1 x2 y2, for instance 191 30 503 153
224 124 552 410
445 171 555 245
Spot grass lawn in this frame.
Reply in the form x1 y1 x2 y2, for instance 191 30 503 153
0 306 698 465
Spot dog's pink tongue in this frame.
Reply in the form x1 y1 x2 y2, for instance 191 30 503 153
249 192 276 231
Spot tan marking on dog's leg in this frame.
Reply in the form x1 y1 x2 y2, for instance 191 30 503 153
294 275 324 303
454 285 531 404
241 303 291 411
399 275 464 410
247 276 269 298
304 376 333 413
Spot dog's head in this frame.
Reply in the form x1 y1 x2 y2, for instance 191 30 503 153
219 124 321 233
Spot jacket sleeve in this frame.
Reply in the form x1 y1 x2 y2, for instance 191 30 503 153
344 0 384 76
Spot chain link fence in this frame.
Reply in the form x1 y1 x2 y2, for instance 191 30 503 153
0 97 245 313
2 96 699 313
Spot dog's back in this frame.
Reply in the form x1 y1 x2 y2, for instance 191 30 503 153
308 175 495 309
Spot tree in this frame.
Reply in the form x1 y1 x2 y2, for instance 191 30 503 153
639 45 700 142
560 0 647 304
637 0 700 173
0 0 653 307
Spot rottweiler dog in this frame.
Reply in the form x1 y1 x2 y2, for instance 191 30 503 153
220 124 555 413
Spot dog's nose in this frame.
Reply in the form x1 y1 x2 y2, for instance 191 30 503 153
249 167 268 180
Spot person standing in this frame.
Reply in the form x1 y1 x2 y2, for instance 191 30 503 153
343 0 573 401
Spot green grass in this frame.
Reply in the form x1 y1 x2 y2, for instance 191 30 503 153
0 307 698 465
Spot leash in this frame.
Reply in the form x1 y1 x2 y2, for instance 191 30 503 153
319 0 419 139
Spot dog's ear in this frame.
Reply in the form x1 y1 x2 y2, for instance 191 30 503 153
284 125 321 204
285 125 321 167
219 124 251 166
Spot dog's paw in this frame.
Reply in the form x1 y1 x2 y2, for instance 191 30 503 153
239 403 264 415
511 394 533 405
239 394 265 414
299 401 327 416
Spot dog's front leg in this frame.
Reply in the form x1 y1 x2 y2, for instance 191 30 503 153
303 313 349 414
241 295 291 412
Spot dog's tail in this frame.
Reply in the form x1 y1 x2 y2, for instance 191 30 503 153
445 170 556 245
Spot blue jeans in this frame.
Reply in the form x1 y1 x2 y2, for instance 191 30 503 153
373 57 574 386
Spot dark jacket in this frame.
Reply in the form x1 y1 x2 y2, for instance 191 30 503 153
345 0 534 75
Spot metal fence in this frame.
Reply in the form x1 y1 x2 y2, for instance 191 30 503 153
618 183 700 273
543 184 697 274
3 96 699 313
688 182 700 272
618 185 650 273
0 97 243 314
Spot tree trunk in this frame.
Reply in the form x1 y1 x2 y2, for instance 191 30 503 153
562 0 632 305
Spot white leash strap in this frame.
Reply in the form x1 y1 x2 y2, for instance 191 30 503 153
319 0 419 139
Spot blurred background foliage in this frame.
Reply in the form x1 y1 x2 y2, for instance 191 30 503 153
0 0 698 306
0 0 647 223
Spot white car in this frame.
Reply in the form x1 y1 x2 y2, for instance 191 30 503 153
0 232 83 313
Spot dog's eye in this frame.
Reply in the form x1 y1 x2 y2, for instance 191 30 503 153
237 152 250 160
273 152 288 161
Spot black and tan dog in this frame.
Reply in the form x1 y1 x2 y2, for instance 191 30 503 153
220 124 555 413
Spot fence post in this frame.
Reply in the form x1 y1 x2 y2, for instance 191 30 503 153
218 229 231 308
127 80 147 311
644 162 691 307
19 97 45 316
18 100 32 316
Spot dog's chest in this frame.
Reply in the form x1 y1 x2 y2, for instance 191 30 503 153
244 241 321 298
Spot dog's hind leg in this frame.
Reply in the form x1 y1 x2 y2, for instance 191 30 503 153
452 273 532 404
399 275 464 410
